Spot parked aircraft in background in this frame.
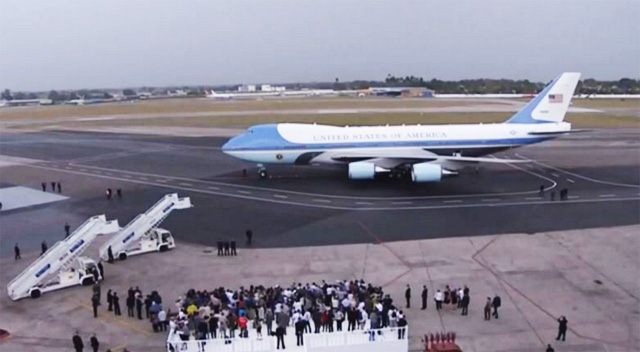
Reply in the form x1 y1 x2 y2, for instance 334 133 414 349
206 90 280 100
223 72 582 181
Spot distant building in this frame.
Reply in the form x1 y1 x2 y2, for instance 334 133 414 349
260 84 286 92
402 87 434 98
369 87 434 98
238 84 256 92
0 99 53 107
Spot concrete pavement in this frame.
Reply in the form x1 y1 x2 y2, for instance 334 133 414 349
1 225 637 352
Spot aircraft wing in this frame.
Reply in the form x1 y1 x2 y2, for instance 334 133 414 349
327 149 529 166
528 129 591 136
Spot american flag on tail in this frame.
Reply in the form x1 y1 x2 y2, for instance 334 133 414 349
548 94 563 103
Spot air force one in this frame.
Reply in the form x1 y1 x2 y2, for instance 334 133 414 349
222 72 582 181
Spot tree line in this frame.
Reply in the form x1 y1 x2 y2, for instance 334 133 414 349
2 77 639 101
378 75 640 95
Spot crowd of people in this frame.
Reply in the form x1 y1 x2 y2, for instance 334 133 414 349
413 284 501 320
166 280 408 350
102 286 169 332
76 278 571 351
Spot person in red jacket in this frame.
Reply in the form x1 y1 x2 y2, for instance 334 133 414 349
238 314 248 338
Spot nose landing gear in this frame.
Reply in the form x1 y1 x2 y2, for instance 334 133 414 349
257 164 268 179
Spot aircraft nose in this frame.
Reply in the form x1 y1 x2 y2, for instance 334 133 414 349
221 140 232 153
221 135 241 153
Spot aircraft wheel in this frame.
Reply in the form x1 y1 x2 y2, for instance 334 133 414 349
258 169 268 179
29 289 42 299
118 252 127 261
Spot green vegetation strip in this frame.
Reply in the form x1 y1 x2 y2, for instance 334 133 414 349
26 112 639 130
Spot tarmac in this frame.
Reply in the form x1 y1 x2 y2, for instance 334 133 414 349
0 125 638 351
0 225 637 352
0 129 638 258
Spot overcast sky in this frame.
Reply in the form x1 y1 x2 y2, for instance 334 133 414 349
1 0 638 91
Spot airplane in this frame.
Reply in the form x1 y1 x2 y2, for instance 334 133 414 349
206 90 280 100
279 89 336 97
222 72 582 181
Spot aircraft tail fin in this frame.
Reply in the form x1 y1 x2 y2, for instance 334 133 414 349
505 72 581 124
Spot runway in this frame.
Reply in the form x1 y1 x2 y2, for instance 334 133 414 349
0 129 638 257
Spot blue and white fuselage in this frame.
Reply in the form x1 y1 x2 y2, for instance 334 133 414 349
222 72 581 182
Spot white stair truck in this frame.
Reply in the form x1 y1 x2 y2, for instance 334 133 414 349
7 215 120 300
99 193 192 261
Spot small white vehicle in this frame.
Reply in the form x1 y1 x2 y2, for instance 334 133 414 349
115 228 176 260
99 194 192 261
32 256 102 298
7 215 119 300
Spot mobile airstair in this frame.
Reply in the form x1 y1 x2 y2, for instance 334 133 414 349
7 215 120 300
99 193 192 262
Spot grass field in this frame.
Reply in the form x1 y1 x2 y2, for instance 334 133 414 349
30 111 638 130
0 97 499 121
1 97 637 131
572 98 640 109
511 98 640 109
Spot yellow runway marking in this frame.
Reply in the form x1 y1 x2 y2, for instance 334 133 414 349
108 343 129 352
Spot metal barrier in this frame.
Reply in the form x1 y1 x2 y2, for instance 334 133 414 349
305 327 408 351
166 327 408 352
167 333 273 352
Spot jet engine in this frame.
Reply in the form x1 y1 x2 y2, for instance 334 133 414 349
411 163 444 182
348 162 388 180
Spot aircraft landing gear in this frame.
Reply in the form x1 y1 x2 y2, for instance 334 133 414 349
257 164 268 179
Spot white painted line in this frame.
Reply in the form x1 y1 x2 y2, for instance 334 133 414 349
516 153 640 189
139 177 148 181
94 171 102 174
355 202 374 205
273 195 288 199
18 163 640 211
313 199 331 203
104 173 113 176
155 179 167 183
237 190 252 195
599 194 616 198
124 175 132 178
481 199 501 202
525 197 541 200
568 196 580 199
566 179 575 184
392 201 413 205
443 200 463 204
552 173 560 178
179 182 193 186
78 169 87 172
67 162 556 201
208 186 220 190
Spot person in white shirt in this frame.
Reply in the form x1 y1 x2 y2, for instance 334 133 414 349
303 310 312 333
341 297 351 310
358 309 368 330
434 290 444 310
388 309 397 328
292 311 302 324
158 309 167 332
